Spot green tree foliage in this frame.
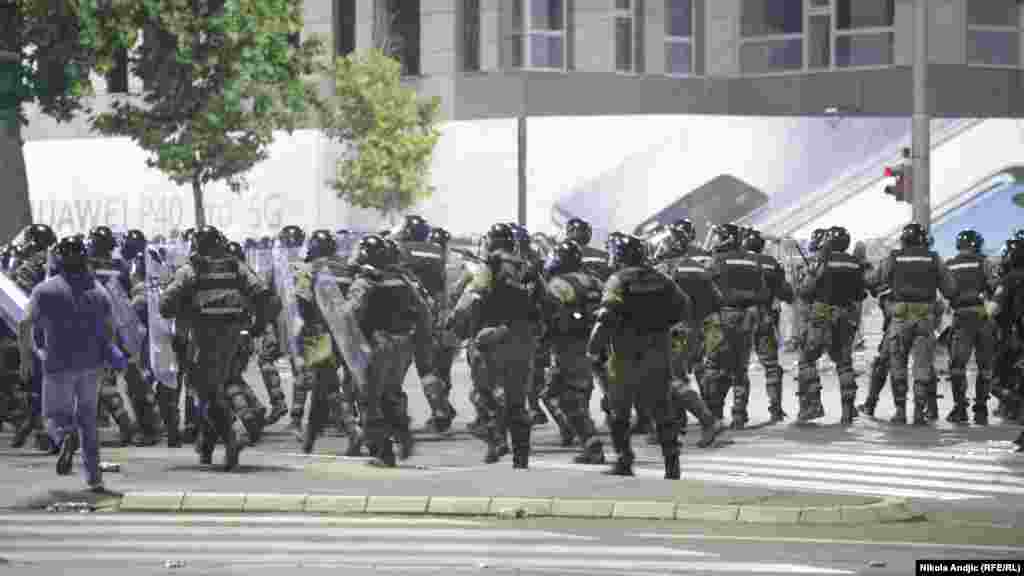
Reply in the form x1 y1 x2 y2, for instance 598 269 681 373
323 49 441 220
89 0 326 227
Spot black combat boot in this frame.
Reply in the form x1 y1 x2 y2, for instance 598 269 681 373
926 378 940 422
840 397 856 425
664 452 680 480
604 420 634 477
973 403 989 426
890 402 907 425
157 386 181 447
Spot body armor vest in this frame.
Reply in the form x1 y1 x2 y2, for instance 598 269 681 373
481 251 537 327
193 257 245 318
555 271 603 339
713 251 765 308
401 241 446 299
580 246 611 282
946 253 988 308
816 252 865 306
890 248 939 303
752 253 783 305
616 266 682 334
662 256 716 321
361 270 419 336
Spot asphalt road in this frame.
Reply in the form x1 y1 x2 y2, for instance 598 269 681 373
1 513 1023 575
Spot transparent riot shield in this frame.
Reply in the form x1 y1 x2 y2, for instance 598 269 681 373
95 261 145 359
273 244 305 358
314 272 370 394
145 247 178 389
0 270 28 335
247 244 274 286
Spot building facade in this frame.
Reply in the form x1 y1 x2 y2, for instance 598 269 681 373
23 0 1024 140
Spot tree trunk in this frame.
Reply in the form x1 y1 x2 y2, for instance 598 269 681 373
192 174 206 228
0 123 32 245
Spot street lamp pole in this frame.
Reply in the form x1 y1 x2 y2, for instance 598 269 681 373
912 0 931 230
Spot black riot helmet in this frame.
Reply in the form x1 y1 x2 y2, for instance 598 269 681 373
430 226 451 248
355 234 395 268
955 229 984 254
508 223 531 255
400 215 431 242
182 227 197 245
278 225 306 248
485 223 516 254
565 217 592 246
828 226 852 253
743 228 766 254
549 240 583 275
1014 229 1024 241
711 224 741 253
225 241 245 262
122 229 147 261
609 234 647 270
259 236 273 249
19 224 58 254
306 229 338 261
88 225 117 257
900 223 929 248
56 235 89 274
669 219 696 245
193 225 225 257
808 228 828 253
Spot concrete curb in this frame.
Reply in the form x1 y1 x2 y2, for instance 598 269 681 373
114 492 922 525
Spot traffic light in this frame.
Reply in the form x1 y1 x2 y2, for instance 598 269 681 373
884 164 911 203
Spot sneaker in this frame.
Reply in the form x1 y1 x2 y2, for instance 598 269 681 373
57 432 79 476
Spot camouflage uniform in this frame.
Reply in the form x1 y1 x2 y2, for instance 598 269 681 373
944 252 999 425
294 255 363 455
159 252 273 468
703 250 767 425
746 251 795 423
451 249 543 467
336 265 435 466
866 247 957 425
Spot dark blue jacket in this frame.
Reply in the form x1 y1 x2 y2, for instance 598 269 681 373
28 272 114 374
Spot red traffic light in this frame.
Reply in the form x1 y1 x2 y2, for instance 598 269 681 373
884 166 895 177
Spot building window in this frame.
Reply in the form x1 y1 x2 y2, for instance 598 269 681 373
336 0 356 57
967 0 1023 67
377 0 420 76
834 0 893 67
808 13 830 68
506 0 568 69
664 0 693 76
463 0 481 71
615 0 645 72
740 0 803 73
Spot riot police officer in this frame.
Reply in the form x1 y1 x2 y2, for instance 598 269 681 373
991 238 1024 425
159 225 274 470
7 224 57 449
222 241 269 445
702 224 767 427
394 216 456 433
866 223 957 425
742 228 794 424
450 223 544 468
336 235 439 467
653 235 728 448
797 227 867 424
588 234 687 479
543 240 606 464
294 230 364 456
944 230 998 425
88 226 160 447
509 222 552 428
564 217 612 282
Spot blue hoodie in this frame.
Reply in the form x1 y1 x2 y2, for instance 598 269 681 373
28 271 114 374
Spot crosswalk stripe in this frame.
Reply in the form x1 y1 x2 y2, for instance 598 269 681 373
628 532 1024 554
0 515 856 575
681 455 1024 491
528 460 975 501
791 452 1024 476
867 448 1024 463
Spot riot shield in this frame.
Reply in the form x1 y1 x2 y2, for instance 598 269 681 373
246 245 274 285
95 263 145 358
146 247 178 389
314 272 370 394
0 270 28 335
273 245 305 358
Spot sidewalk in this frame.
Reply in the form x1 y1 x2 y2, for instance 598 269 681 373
0 445 917 526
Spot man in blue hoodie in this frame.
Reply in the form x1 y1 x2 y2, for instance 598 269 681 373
27 235 120 491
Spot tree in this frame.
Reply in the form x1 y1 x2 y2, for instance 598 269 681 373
0 0 124 243
323 49 440 225
89 0 326 228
